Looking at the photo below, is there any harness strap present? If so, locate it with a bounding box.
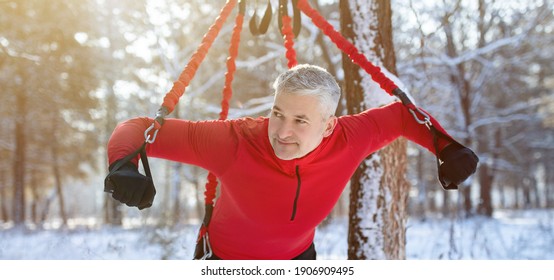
[431,126,462,190]
[278,0,301,37]
[291,0,302,37]
[104,141,153,192]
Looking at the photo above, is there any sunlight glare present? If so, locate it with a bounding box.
[74,32,89,44]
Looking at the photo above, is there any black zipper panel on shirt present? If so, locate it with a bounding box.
[290,165,301,221]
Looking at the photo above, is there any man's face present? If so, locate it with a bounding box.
[268,92,337,160]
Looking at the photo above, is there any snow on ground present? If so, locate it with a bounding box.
[1,209,553,260]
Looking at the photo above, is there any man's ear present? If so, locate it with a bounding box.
[323,116,338,138]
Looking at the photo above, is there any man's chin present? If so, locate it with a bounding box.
[275,151,297,161]
[271,142,297,160]
[273,147,299,161]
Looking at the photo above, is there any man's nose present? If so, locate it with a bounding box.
[277,121,294,139]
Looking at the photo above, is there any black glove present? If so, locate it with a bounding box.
[439,143,479,187]
[104,161,156,210]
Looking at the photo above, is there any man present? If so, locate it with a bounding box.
[106,64,478,259]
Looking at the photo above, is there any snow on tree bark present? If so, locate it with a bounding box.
[342,0,409,259]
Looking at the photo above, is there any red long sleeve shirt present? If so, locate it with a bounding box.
[107,101,451,259]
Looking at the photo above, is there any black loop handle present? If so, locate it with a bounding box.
[278,0,301,37]
[249,0,272,35]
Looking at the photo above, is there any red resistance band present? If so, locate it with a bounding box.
[282,15,298,69]
[296,0,399,96]
[161,0,238,116]
[203,9,245,207]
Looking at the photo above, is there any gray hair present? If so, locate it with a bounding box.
[272,64,341,117]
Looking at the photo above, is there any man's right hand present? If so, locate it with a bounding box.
[104,161,156,210]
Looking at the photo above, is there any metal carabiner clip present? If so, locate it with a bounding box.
[200,232,213,260]
[409,107,432,129]
[144,123,159,144]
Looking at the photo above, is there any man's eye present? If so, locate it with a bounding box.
[273,111,283,118]
[296,119,308,124]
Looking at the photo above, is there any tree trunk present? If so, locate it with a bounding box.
[48,108,68,226]
[12,88,26,225]
[342,0,409,260]
[462,187,472,217]
[171,162,183,225]
[546,162,553,208]
[30,172,39,224]
[1,169,9,222]
[499,180,506,209]
[0,169,10,222]
[514,181,520,209]
[52,141,68,226]
[477,164,493,216]
[40,189,56,224]
[415,151,427,218]
[477,127,500,217]
[531,171,542,208]
[103,89,123,225]
[442,191,450,217]
[522,177,533,208]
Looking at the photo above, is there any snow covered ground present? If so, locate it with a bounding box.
[1,209,553,260]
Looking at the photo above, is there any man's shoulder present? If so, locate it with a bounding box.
[229,116,268,136]
[336,102,402,125]
[235,116,267,125]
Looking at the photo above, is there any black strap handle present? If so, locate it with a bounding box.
[249,0,272,35]
[278,0,302,37]
[104,141,153,193]
[430,126,461,190]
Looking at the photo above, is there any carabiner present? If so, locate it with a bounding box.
[200,232,213,260]
[144,123,159,144]
[409,107,432,129]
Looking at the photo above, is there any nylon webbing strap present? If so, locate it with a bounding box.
[278,0,301,37]
[104,141,153,193]
[249,0,272,35]
[430,126,462,190]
